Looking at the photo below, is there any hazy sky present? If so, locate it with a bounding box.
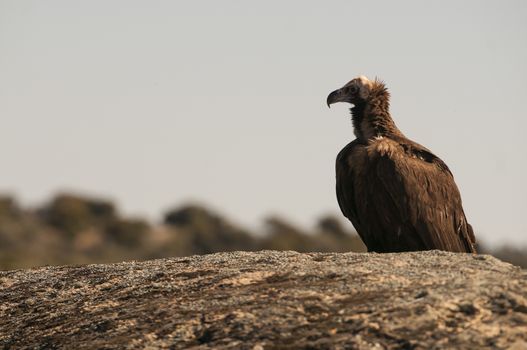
[1,1,526,246]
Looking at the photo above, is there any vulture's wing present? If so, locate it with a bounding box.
[373,142,476,253]
[336,140,367,244]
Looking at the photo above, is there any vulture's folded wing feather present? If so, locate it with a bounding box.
[336,140,363,237]
[374,148,476,253]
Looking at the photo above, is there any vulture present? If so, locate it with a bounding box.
[327,76,476,253]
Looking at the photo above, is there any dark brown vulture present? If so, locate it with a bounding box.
[327,76,476,253]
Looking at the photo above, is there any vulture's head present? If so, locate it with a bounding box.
[327,75,375,107]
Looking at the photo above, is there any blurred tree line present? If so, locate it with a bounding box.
[0,193,524,270]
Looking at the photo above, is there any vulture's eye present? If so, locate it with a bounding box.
[349,85,358,93]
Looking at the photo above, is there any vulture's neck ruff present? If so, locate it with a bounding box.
[351,82,402,142]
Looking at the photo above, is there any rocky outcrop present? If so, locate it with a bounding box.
[1,251,526,349]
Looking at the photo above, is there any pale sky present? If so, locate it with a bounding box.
[1,1,526,246]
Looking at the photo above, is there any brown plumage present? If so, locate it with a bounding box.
[327,76,476,253]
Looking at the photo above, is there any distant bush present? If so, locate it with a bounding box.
[104,218,150,248]
[0,196,21,219]
[164,205,257,254]
[479,244,527,269]
[40,194,116,235]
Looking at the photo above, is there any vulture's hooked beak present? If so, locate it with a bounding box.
[326,88,345,108]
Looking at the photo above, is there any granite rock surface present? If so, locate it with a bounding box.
[1,250,526,349]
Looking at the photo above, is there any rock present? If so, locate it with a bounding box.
[0,250,526,349]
